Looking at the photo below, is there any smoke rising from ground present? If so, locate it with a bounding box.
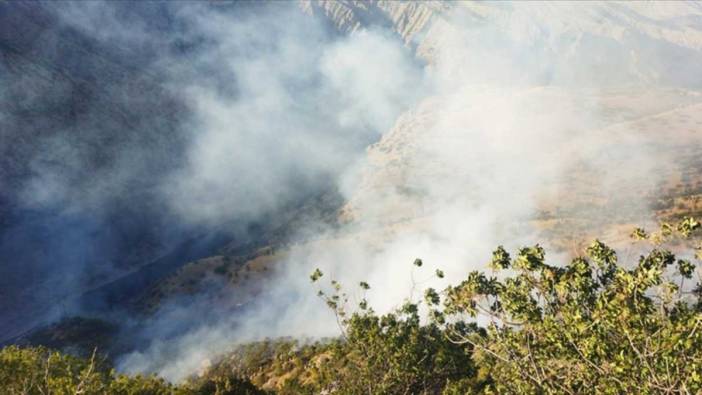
[118,2,702,382]
[161,7,424,226]
[0,1,421,342]
[3,0,702,383]
[47,1,423,227]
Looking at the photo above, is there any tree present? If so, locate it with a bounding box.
[0,345,173,394]
[313,217,702,394]
[311,275,484,394]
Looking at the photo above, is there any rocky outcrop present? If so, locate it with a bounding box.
[300,0,444,43]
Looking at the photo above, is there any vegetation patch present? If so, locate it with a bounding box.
[3,218,702,393]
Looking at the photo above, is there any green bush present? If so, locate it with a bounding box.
[0,345,172,394]
[310,217,702,394]
[0,345,263,394]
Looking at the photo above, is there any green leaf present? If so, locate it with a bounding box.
[310,268,323,282]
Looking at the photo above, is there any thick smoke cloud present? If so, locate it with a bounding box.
[0,0,421,341]
[161,4,424,226]
[3,0,702,384]
[0,1,194,340]
[108,3,427,378]
[117,2,702,382]
[1,0,423,362]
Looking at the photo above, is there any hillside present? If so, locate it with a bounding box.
[138,1,702,313]
[2,0,702,390]
[6,222,702,393]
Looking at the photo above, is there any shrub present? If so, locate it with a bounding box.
[312,217,702,394]
[0,345,172,394]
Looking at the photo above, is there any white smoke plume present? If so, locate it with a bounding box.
[34,1,702,382]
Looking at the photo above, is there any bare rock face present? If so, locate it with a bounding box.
[302,2,702,68]
[300,0,444,45]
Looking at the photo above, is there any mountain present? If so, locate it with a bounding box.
[314,1,702,235]
[3,0,702,382]
[83,4,702,362]
[145,0,702,331]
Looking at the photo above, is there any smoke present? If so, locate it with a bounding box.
[161,4,424,226]
[121,2,702,382]
[0,0,197,341]
[2,0,425,371]
[110,3,427,378]
[3,0,702,384]
[0,0,422,342]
